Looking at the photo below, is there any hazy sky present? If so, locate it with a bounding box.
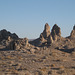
[0,0,75,39]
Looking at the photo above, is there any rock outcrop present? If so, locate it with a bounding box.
[47,35,53,44]
[70,25,75,38]
[0,23,74,50]
[39,23,53,45]
[8,38,29,50]
[51,24,61,37]
[30,23,62,46]
[0,29,19,50]
[40,23,50,39]
[0,29,31,50]
[51,30,57,41]
[39,23,61,46]
[0,29,18,42]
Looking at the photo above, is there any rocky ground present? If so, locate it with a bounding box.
[0,24,75,75]
[0,44,75,75]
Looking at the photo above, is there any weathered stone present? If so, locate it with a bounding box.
[0,29,18,42]
[11,33,18,39]
[39,23,51,45]
[47,35,53,44]
[14,42,20,50]
[30,48,35,54]
[7,37,29,50]
[52,30,57,41]
[70,25,75,37]
[35,47,40,50]
[73,25,75,30]
[7,36,11,41]
[40,23,50,39]
[24,38,28,46]
[70,30,75,37]
[40,34,45,42]
[51,24,61,37]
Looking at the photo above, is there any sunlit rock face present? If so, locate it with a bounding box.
[40,23,50,39]
[39,23,62,46]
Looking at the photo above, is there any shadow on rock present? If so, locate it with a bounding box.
[56,47,75,53]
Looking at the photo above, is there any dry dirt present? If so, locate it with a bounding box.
[0,38,75,75]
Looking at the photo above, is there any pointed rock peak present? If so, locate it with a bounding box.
[51,24,61,36]
[44,23,50,32]
[39,23,51,44]
[0,29,8,33]
[70,25,75,37]
[73,25,75,30]
[54,24,58,26]
[53,24,60,29]
[45,23,49,27]
[1,29,7,31]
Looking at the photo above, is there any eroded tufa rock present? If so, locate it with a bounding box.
[30,23,62,46]
[51,30,57,41]
[0,29,18,42]
[70,25,75,37]
[40,23,50,39]
[51,24,61,37]
[47,35,53,44]
[8,38,29,50]
[73,25,75,30]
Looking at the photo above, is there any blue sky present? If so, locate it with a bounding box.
[0,0,75,39]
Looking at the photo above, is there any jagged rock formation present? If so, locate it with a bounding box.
[51,24,61,37]
[0,29,18,42]
[0,29,19,50]
[39,23,61,46]
[30,23,62,46]
[39,23,53,45]
[70,25,75,38]
[51,30,57,41]
[40,23,50,39]
[9,38,29,50]
[47,35,53,44]
[0,24,75,50]
[51,24,61,42]
[0,29,31,50]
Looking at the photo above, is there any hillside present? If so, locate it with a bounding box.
[0,24,75,75]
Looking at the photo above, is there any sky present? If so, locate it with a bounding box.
[0,0,75,39]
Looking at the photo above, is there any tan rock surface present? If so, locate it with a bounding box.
[0,24,75,75]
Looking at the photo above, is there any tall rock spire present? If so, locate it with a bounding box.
[40,23,50,40]
[51,24,61,37]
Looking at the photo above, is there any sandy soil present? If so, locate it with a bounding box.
[0,39,75,75]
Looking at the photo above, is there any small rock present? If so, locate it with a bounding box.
[30,48,35,54]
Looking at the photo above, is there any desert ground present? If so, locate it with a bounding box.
[0,24,75,75]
